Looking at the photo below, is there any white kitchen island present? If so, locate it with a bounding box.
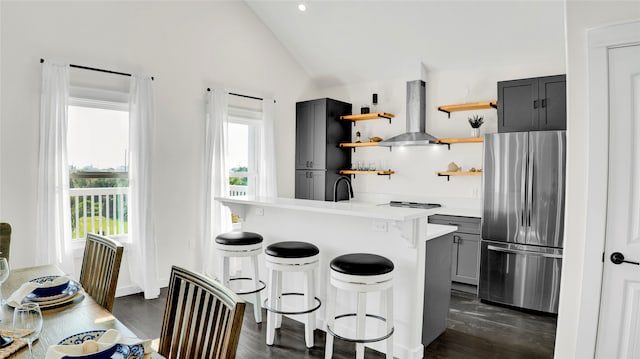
[216,196,456,359]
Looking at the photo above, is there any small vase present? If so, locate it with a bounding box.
[471,128,480,137]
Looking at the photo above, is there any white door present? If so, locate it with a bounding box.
[596,44,640,357]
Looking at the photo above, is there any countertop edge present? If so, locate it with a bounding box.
[216,196,441,221]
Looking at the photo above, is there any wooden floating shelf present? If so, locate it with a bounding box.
[436,137,484,144]
[339,142,380,148]
[340,112,395,123]
[437,101,497,118]
[339,169,395,179]
[436,171,482,181]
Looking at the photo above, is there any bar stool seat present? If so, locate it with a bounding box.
[325,253,395,359]
[215,231,263,246]
[265,241,320,258]
[265,241,321,348]
[215,231,265,323]
[330,253,394,276]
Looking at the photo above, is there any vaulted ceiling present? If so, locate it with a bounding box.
[246,1,566,86]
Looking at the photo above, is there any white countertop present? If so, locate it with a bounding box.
[215,196,442,221]
[216,195,481,220]
[425,223,458,240]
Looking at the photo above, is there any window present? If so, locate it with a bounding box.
[226,94,262,197]
[67,93,129,240]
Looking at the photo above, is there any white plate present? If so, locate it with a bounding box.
[58,330,145,359]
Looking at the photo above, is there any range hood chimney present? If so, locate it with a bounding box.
[379,80,438,146]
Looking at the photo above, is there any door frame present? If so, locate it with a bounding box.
[579,20,640,357]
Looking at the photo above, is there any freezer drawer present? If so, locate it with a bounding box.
[479,240,562,314]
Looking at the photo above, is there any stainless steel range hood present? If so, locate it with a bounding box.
[379,80,438,147]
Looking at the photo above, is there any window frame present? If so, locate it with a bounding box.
[67,89,131,245]
[226,100,262,197]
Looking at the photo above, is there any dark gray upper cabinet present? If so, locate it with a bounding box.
[295,98,352,201]
[497,75,566,133]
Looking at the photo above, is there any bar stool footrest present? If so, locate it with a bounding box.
[228,277,266,295]
[326,313,395,344]
[263,292,322,315]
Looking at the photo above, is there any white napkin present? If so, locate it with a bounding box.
[6,275,73,307]
[45,329,151,359]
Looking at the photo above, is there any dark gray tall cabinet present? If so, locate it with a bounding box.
[497,74,566,132]
[295,98,352,201]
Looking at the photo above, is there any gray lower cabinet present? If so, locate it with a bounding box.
[294,170,326,200]
[428,215,481,286]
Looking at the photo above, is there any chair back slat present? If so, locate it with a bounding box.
[79,233,124,312]
[159,266,245,359]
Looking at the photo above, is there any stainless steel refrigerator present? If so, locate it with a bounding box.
[479,131,565,314]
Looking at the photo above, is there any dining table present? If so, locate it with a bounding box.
[0,264,163,358]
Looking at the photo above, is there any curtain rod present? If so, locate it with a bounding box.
[40,58,154,81]
[207,87,263,101]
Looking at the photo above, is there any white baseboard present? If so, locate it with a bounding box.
[115,277,170,298]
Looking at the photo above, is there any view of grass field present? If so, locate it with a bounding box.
[72,217,128,240]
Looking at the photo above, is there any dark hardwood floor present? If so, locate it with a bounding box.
[113,288,556,358]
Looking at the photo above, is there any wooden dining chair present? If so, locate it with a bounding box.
[79,233,124,312]
[0,223,10,263]
[159,265,245,359]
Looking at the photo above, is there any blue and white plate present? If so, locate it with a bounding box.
[29,275,70,296]
[58,330,145,359]
[23,281,82,308]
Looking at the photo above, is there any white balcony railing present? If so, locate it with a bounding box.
[70,187,128,240]
[229,185,248,197]
[70,185,246,240]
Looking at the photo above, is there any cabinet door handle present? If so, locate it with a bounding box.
[453,235,460,244]
[541,99,547,108]
[310,161,313,168]
[306,161,310,168]
[533,99,539,109]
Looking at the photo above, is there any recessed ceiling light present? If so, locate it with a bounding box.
[298,3,306,12]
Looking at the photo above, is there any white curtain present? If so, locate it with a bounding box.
[36,63,74,276]
[202,89,231,276]
[257,98,278,197]
[128,76,159,299]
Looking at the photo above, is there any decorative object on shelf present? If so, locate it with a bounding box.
[372,93,378,112]
[447,162,462,172]
[355,131,361,143]
[369,136,382,142]
[469,167,482,172]
[360,105,370,114]
[468,114,484,137]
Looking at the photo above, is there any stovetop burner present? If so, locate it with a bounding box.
[389,201,441,209]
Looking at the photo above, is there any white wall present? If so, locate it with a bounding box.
[556,2,640,357]
[0,1,316,287]
[318,63,564,202]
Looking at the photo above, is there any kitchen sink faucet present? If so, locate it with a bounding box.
[333,175,354,202]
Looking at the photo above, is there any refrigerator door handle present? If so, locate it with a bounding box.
[521,149,528,227]
[528,152,534,227]
[487,245,563,259]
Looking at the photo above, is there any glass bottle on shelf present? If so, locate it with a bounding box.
[372,93,378,113]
